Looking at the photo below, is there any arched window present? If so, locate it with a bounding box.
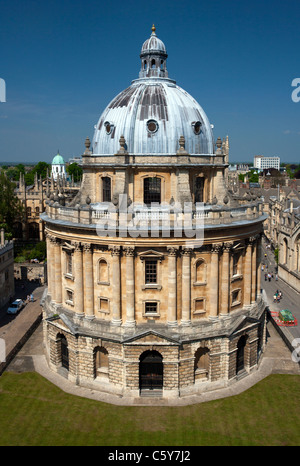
[98,259,109,284]
[94,346,108,378]
[144,177,161,206]
[102,177,111,202]
[151,59,156,69]
[195,259,207,284]
[28,222,39,239]
[144,60,147,70]
[283,238,288,264]
[194,347,209,381]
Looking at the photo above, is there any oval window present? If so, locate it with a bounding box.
[105,121,112,134]
[147,119,159,133]
[192,121,202,135]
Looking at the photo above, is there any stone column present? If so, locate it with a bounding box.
[54,238,62,304]
[210,244,221,319]
[73,242,84,316]
[181,247,192,325]
[256,234,262,297]
[46,233,53,297]
[83,243,94,319]
[244,239,253,307]
[110,245,122,325]
[220,242,232,315]
[124,246,135,327]
[167,247,178,326]
[251,237,257,303]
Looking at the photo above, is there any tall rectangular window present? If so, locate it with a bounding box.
[66,252,72,275]
[145,260,157,284]
[144,177,161,206]
[195,177,204,203]
[102,177,111,202]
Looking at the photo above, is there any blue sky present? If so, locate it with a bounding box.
[0,0,299,164]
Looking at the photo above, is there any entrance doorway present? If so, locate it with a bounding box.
[236,335,247,374]
[60,335,69,370]
[139,350,163,390]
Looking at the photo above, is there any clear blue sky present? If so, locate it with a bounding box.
[0,0,299,164]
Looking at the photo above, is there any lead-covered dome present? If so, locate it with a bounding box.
[92,27,214,156]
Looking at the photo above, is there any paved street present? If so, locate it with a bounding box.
[0,282,45,363]
[260,236,300,344]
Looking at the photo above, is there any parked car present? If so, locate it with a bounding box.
[279,309,295,323]
[7,299,24,315]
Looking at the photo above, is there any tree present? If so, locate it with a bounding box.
[67,162,83,182]
[0,172,24,235]
[25,161,51,185]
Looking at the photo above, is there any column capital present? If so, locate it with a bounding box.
[72,241,82,252]
[181,247,193,256]
[167,246,178,256]
[109,245,121,256]
[124,246,135,256]
[223,242,233,252]
[248,235,258,244]
[211,243,222,253]
[82,243,93,253]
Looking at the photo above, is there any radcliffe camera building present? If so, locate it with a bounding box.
[41,27,267,399]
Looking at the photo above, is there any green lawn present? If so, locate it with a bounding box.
[0,372,299,446]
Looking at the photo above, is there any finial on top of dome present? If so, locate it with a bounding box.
[151,24,156,35]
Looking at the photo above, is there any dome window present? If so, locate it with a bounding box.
[104,121,113,135]
[192,121,202,135]
[147,119,159,133]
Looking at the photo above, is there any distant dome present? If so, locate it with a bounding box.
[52,153,65,165]
[92,27,214,156]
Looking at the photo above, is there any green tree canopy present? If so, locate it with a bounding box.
[67,162,83,182]
[0,172,24,235]
[25,161,51,185]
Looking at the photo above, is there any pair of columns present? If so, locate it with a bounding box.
[109,245,193,327]
[46,236,95,318]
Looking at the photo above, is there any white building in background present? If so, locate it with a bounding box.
[51,152,66,180]
[254,155,280,171]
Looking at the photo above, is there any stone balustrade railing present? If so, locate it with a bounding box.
[43,199,263,229]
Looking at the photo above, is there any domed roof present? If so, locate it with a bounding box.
[52,152,65,165]
[141,24,167,55]
[92,28,214,156]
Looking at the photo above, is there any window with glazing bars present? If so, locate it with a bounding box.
[66,252,72,275]
[145,260,157,283]
[144,177,161,205]
[102,177,111,202]
[195,177,204,203]
[145,302,158,314]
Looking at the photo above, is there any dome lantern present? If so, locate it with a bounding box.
[139,25,168,79]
